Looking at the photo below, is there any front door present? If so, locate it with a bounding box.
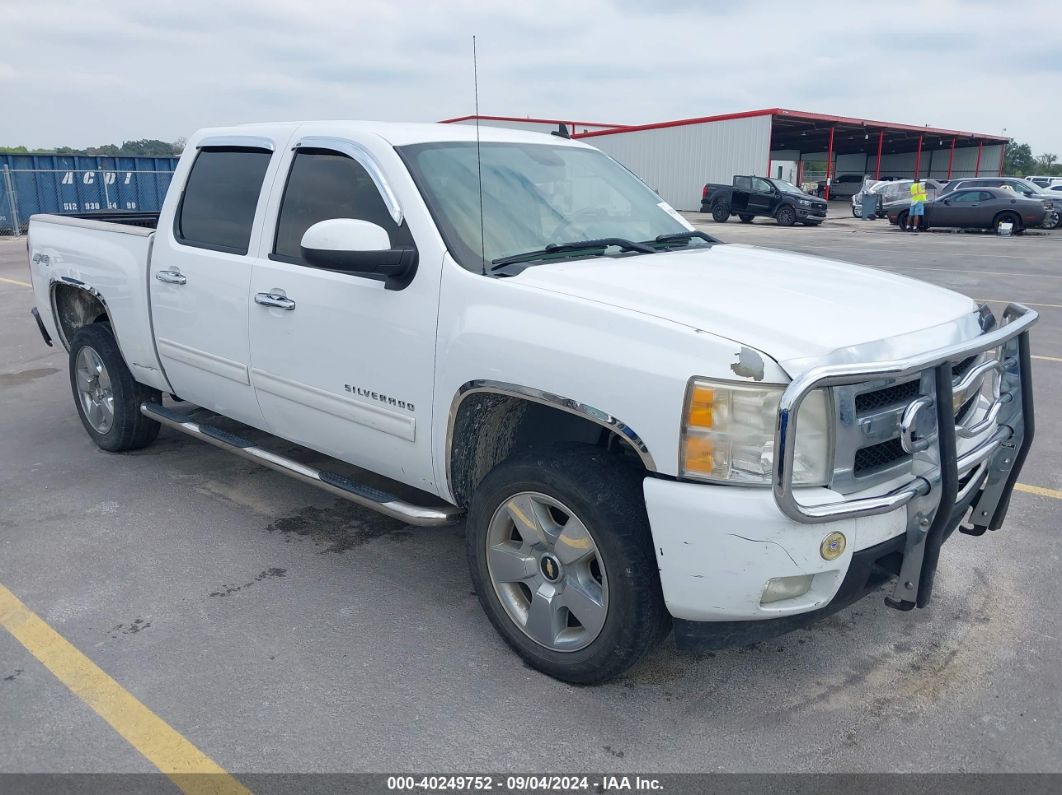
[247,138,442,492]
[932,189,978,227]
[748,177,775,214]
[150,140,279,426]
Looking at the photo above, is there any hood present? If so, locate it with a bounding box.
[515,244,976,367]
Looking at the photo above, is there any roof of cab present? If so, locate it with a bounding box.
[193,120,592,148]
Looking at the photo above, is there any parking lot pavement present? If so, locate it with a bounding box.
[2,225,1061,778]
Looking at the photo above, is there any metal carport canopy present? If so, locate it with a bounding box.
[767,108,1008,157]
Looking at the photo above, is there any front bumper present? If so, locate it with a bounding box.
[661,477,983,652]
[644,476,908,623]
[796,204,827,219]
[647,302,1036,644]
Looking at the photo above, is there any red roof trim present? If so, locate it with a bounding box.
[571,107,1008,143]
[573,108,779,138]
[438,114,630,129]
[771,108,1010,142]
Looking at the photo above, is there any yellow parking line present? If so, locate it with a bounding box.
[1015,483,1062,500]
[1032,354,1062,363]
[0,275,32,288]
[0,583,249,795]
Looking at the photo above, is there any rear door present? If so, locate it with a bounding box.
[150,139,279,426]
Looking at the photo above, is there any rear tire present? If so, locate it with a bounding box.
[993,211,1022,234]
[738,214,754,224]
[711,202,730,223]
[466,445,669,684]
[776,206,797,226]
[68,323,161,452]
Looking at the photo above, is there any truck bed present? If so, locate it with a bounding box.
[69,210,161,229]
[27,212,168,391]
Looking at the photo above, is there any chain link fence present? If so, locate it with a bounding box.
[1,166,175,236]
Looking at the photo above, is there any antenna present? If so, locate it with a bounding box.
[473,35,486,275]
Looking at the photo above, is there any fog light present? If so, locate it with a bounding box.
[760,574,814,605]
[820,531,846,561]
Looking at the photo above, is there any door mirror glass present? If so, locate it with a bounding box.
[300,219,418,290]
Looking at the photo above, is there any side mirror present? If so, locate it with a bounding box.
[300,219,418,290]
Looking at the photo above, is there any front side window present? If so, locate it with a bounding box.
[273,149,412,262]
[176,148,271,254]
[770,179,806,195]
[751,178,773,193]
[398,142,697,271]
[950,191,980,203]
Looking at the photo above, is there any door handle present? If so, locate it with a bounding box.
[155,270,186,285]
[255,292,295,310]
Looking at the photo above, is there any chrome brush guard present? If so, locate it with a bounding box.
[772,303,1037,609]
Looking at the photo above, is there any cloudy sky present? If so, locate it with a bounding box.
[3,0,1060,155]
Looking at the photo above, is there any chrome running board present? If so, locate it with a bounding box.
[141,402,463,527]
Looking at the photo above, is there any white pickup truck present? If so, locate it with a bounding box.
[27,121,1037,684]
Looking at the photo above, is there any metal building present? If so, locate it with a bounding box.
[444,109,1009,211]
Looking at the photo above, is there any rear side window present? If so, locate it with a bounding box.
[272,149,411,262]
[176,148,272,255]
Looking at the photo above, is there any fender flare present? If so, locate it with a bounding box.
[444,379,657,497]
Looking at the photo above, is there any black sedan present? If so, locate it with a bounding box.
[886,187,1046,233]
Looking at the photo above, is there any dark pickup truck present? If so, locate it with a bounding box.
[701,176,827,226]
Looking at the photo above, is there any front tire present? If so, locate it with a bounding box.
[776,206,797,226]
[68,323,161,452]
[467,445,669,684]
[738,214,754,224]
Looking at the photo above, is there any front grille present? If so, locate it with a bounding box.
[831,351,997,492]
[855,380,921,413]
[952,355,977,378]
[854,438,907,474]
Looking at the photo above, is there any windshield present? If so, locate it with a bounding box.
[398,142,697,271]
[769,179,806,195]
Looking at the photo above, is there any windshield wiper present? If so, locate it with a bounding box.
[646,231,720,248]
[490,237,656,271]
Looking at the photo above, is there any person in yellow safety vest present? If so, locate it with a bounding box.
[907,178,927,232]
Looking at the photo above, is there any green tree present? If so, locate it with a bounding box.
[1,139,183,157]
[1037,153,1057,172]
[1003,140,1036,175]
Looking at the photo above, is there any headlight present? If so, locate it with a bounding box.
[680,379,831,485]
[798,199,812,206]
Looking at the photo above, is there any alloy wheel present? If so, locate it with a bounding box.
[485,491,608,652]
[75,345,114,434]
